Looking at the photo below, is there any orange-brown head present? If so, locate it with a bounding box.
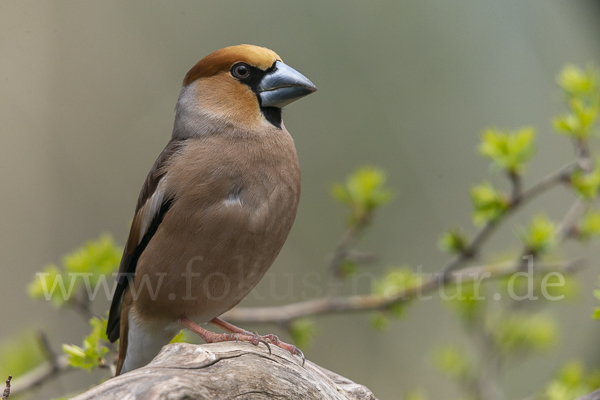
[173,44,316,138]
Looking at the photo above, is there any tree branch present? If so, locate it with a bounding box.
[442,160,575,275]
[70,342,377,400]
[8,356,70,396]
[223,260,583,324]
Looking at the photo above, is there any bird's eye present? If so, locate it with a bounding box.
[232,63,250,79]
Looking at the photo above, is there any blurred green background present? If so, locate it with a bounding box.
[2,1,600,399]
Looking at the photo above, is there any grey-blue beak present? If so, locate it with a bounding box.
[258,61,317,108]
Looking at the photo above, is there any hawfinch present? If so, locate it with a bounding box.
[106,44,316,375]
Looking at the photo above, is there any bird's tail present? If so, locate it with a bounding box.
[116,305,178,375]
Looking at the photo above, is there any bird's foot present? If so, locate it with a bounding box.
[208,317,305,366]
[178,317,270,352]
[253,332,305,366]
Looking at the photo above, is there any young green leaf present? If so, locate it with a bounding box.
[438,227,469,254]
[478,127,536,174]
[27,264,70,307]
[542,361,600,400]
[519,214,557,254]
[63,317,111,371]
[374,267,420,299]
[554,65,600,139]
[169,330,191,344]
[443,280,486,323]
[554,100,599,138]
[493,313,556,354]
[470,182,510,225]
[370,311,390,332]
[331,167,392,226]
[557,65,599,98]
[433,345,472,380]
[570,166,600,199]
[577,210,600,240]
[63,234,122,286]
[28,234,122,307]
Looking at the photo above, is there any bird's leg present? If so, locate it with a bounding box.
[209,317,305,366]
[178,317,270,352]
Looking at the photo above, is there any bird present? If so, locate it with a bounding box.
[106,44,316,376]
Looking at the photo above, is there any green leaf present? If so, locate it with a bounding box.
[439,227,469,254]
[331,167,392,226]
[544,274,579,301]
[388,302,405,318]
[169,330,190,344]
[370,311,390,332]
[577,210,600,240]
[27,264,71,307]
[570,166,600,199]
[63,234,122,286]
[554,64,600,139]
[433,345,472,380]
[340,260,359,278]
[374,267,420,299]
[470,182,510,225]
[443,280,486,323]
[542,361,600,400]
[63,317,110,371]
[554,100,599,138]
[557,65,599,98]
[493,313,556,353]
[478,127,536,174]
[28,234,122,307]
[519,214,557,254]
[289,318,317,350]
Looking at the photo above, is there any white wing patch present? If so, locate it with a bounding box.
[222,190,242,207]
[137,176,170,245]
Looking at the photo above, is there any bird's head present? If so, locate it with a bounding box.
[173,44,317,138]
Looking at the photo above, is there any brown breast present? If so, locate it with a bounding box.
[131,126,301,323]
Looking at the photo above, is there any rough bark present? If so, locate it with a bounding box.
[71,342,377,400]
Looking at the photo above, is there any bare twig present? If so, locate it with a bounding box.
[441,160,575,277]
[328,216,372,297]
[2,376,11,400]
[508,170,522,201]
[37,331,58,370]
[223,260,583,324]
[9,355,70,396]
[8,331,72,396]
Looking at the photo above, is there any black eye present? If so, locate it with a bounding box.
[232,63,250,79]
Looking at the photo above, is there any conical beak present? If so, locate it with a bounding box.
[258,61,317,108]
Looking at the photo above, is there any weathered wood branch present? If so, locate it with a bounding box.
[71,342,377,400]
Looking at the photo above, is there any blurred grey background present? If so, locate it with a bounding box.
[2,1,600,399]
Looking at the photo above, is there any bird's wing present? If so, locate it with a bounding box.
[107,138,186,342]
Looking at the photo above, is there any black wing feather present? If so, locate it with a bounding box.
[106,139,185,342]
